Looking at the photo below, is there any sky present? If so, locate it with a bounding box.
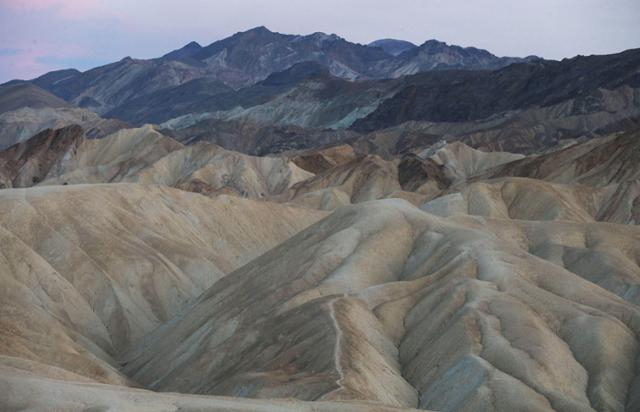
[0,0,639,83]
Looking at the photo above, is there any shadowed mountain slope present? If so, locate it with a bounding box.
[352,48,640,132]
[0,83,127,149]
[115,61,400,127]
[0,83,71,113]
[477,127,640,186]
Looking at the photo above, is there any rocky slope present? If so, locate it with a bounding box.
[477,128,640,186]
[0,82,72,113]
[159,115,358,155]
[0,82,127,149]
[120,61,401,127]
[347,85,640,157]
[0,368,416,412]
[0,125,181,188]
[8,124,639,213]
[352,48,640,132]
[153,49,640,156]
[0,184,324,381]
[120,198,640,410]
[0,125,317,201]
[390,39,531,76]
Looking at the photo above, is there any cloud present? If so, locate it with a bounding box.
[0,48,51,81]
[0,2,122,82]
[1,0,104,19]
[0,48,21,56]
[0,41,101,82]
[36,54,107,69]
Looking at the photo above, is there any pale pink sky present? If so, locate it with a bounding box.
[1,0,639,82]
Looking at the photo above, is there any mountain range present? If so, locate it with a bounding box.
[18,26,534,118]
[1,25,640,412]
[0,27,636,160]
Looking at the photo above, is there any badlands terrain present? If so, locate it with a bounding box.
[1,27,640,412]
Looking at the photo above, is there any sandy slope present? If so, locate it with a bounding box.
[2,125,640,411]
[0,184,324,384]
[119,199,640,411]
[0,365,419,412]
[1,125,314,198]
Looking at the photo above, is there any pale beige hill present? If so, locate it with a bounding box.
[394,141,524,202]
[288,144,358,174]
[459,215,640,305]
[9,125,313,198]
[278,141,522,209]
[121,199,640,411]
[2,125,640,412]
[0,125,86,188]
[0,106,127,149]
[22,128,417,207]
[131,142,314,197]
[2,126,527,207]
[0,366,418,412]
[38,125,183,184]
[422,178,640,303]
[0,184,324,384]
[477,127,640,187]
[273,155,424,210]
[422,177,640,225]
[419,141,524,184]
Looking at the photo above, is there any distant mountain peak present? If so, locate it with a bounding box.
[401,39,498,62]
[184,41,202,48]
[163,41,203,60]
[368,39,417,56]
[421,39,446,46]
[303,32,343,47]
[418,39,459,53]
[248,25,270,32]
[225,26,286,43]
[241,25,275,36]
[307,32,341,40]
